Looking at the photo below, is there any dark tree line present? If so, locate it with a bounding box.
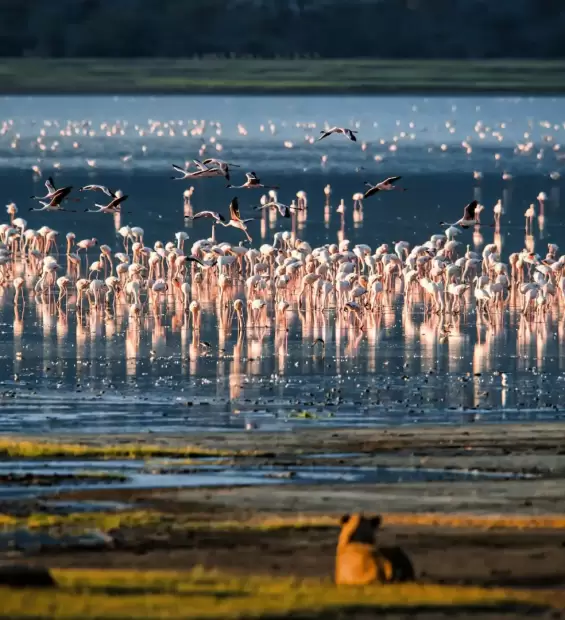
[1,0,565,58]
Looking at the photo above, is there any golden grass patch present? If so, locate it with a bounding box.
[0,568,562,619]
[384,513,565,530]
[0,511,334,533]
[1,510,565,535]
[0,438,267,460]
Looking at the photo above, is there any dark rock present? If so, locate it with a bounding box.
[0,565,56,588]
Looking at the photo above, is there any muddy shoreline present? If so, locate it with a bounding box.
[4,422,565,514]
[1,423,565,618]
[5,422,565,473]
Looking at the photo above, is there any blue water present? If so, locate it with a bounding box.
[0,94,563,434]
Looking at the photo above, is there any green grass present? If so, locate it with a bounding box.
[1,58,565,93]
[0,438,268,460]
[0,567,563,618]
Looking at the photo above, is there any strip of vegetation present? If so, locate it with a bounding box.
[0,511,332,532]
[1,58,565,94]
[0,439,269,460]
[0,510,163,531]
[1,510,564,534]
[0,567,562,618]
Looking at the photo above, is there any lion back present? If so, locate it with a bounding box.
[335,513,414,585]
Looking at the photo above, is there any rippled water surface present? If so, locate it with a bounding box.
[1,94,565,434]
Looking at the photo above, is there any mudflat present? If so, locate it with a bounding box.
[0,424,564,617]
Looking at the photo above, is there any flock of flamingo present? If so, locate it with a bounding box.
[0,121,562,359]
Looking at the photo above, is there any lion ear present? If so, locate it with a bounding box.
[370,515,382,529]
[340,514,351,526]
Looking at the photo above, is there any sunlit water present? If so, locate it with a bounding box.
[1,95,565,435]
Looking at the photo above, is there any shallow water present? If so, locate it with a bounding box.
[1,94,565,435]
[0,458,533,499]
[3,94,565,175]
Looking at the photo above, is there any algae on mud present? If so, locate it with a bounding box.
[0,567,563,619]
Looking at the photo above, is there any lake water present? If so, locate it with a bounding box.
[1,94,565,435]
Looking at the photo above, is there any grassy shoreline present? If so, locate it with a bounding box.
[1,58,565,94]
[3,568,562,619]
